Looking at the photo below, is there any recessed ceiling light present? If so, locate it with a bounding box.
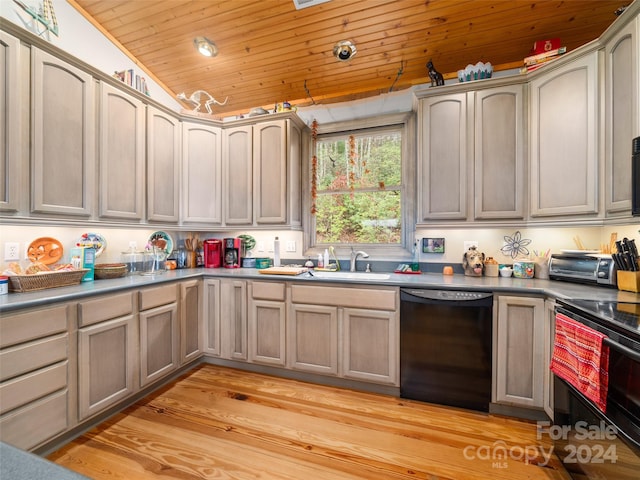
[193,37,218,57]
[333,40,357,62]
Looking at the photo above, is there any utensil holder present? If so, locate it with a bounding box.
[617,271,640,292]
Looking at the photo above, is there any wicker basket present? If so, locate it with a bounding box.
[94,263,127,280]
[8,269,89,293]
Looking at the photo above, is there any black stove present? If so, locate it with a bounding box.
[559,299,640,340]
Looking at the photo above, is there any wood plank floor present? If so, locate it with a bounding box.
[49,365,570,479]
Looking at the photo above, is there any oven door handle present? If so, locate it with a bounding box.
[603,337,640,362]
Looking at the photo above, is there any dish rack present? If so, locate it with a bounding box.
[7,269,89,293]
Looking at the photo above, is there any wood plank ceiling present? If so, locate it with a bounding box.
[69,0,627,118]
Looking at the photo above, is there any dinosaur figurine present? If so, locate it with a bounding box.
[177,90,229,114]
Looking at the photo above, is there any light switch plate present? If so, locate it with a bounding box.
[285,241,296,252]
[463,240,478,251]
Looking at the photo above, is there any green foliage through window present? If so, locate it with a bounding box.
[314,128,402,244]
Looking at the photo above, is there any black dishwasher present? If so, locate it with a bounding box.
[400,288,493,412]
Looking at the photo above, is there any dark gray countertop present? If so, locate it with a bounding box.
[0,442,90,480]
[2,267,639,313]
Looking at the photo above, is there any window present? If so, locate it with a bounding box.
[311,121,408,248]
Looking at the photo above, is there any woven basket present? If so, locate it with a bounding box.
[8,269,89,293]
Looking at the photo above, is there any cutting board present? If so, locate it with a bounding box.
[258,266,308,276]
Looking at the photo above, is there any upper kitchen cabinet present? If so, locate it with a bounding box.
[254,119,303,227]
[529,50,599,218]
[474,84,525,220]
[0,31,21,214]
[98,83,145,221]
[182,120,222,226]
[147,106,180,223]
[417,92,468,221]
[31,48,95,217]
[222,115,305,228]
[603,14,639,216]
[222,125,253,225]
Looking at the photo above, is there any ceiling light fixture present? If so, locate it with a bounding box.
[333,40,357,62]
[193,36,218,57]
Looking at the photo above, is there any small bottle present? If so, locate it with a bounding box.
[273,237,281,267]
[411,241,420,271]
[318,253,324,268]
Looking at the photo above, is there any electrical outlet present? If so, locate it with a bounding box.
[257,242,265,252]
[285,240,296,252]
[4,242,20,261]
[463,240,479,251]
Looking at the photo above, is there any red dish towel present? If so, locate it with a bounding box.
[550,312,610,412]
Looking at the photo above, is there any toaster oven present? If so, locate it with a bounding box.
[549,253,618,287]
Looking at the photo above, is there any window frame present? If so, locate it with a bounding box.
[302,112,416,259]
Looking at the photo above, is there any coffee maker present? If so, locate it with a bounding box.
[203,239,222,268]
[223,238,242,268]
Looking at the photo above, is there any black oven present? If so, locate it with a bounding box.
[551,300,640,479]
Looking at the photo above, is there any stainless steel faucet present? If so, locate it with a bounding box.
[350,249,369,272]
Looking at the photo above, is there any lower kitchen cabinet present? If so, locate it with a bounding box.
[180,279,203,364]
[288,303,339,375]
[493,295,545,409]
[248,281,286,366]
[139,285,179,387]
[342,308,398,385]
[0,304,73,450]
[220,279,248,360]
[289,284,399,383]
[77,292,136,420]
[203,278,221,356]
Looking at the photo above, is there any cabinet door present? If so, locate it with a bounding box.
[32,48,95,217]
[342,308,398,385]
[530,52,598,217]
[417,93,468,220]
[78,315,135,419]
[254,120,287,224]
[182,122,222,225]
[249,299,286,366]
[604,19,638,215]
[221,280,247,360]
[543,299,557,419]
[474,84,525,219]
[0,31,21,213]
[180,280,203,364]
[139,303,179,387]
[203,278,221,356]
[288,121,303,227]
[99,82,145,220]
[288,304,338,375]
[494,296,545,408]
[147,106,180,222]
[223,126,253,225]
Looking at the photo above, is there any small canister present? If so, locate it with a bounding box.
[484,257,499,277]
[0,275,8,295]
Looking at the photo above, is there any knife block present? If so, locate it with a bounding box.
[617,271,640,293]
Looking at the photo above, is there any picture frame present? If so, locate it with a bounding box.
[423,237,445,254]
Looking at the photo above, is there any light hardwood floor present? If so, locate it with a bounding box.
[49,364,570,479]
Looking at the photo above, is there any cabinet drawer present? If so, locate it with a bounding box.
[251,281,286,301]
[0,305,68,348]
[0,389,68,451]
[0,362,67,414]
[78,292,134,327]
[290,285,397,311]
[139,284,178,310]
[0,333,67,381]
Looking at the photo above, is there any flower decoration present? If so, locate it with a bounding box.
[501,230,532,259]
[310,119,318,215]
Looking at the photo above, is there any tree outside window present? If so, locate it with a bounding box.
[313,127,402,245]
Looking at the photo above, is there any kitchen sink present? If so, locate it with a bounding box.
[309,271,391,281]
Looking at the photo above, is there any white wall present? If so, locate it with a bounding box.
[0,0,181,110]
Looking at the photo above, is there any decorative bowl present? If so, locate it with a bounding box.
[499,267,513,278]
[94,263,127,279]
